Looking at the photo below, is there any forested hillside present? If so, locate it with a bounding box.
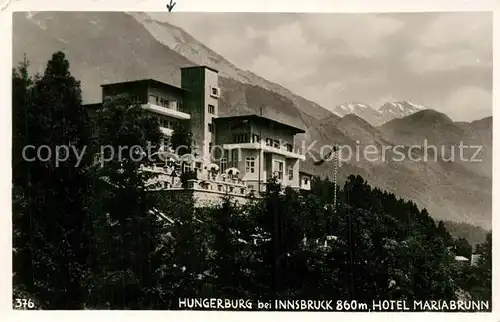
[12,52,491,310]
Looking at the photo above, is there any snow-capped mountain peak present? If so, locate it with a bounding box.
[379,101,426,114]
[330,100,428,126]
[376,101,427,124]
[337,102,372,113]
[331,102,383,125]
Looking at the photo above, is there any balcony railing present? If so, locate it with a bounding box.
[222,142,304,160]
[140,164,250,195]
[151,99,185,112]
[185,179,248,196]
[228,136,298,151]
[142,103,190,120]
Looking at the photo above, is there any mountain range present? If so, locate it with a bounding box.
[332,101,427,126]
[12,11,492,229]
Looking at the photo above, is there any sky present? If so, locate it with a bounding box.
[152,12,492,121]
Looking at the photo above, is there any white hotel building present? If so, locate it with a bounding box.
[88,65,312,204]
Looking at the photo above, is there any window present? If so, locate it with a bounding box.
[288,166,294,180]
[210,86,220,98]
[246,157,255,173]
[231,149,239,164]
[274,161,283,180]
[208,104,215,114]
[252,134,261,143]
[265,138,273,146]
[209,142,212,153]
[220,158,227,173]
[156,98,170,108]
[208,123,214,133]
[183,162,192,173]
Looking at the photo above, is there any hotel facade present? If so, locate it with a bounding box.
[90,65,312,204]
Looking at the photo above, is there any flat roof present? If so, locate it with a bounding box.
[101,79,187,93]
[214,114,306,134]
[181,65,219,73]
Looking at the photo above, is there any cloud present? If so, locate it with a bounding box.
[299,75,386,110]
[404,13,492,73]
[199,29,256,64]
[405,49,488,73]
[301,14,405,57]
[248,21,324,84]
[299,81,347,110]
[417,13,491,50]
[147,12,492,121]
[440,86,492,121]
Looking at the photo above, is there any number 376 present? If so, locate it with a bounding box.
[14,298,35,309]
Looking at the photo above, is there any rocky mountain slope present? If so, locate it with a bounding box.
[380,111,492,178]
[302,111,491,229]
[13,11,492,229]
[131,12,332,123]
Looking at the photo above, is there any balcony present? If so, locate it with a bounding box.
[145,169,249,196]
[222,142,305,160]
[185,178,248,196]
[142,103,190,120]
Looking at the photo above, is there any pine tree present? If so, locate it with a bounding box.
[453,238,473,258]
[12,52,94,309]
[468,232,492,302]
[12,58,34,306]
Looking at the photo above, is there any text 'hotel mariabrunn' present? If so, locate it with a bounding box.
[178,298,490,312]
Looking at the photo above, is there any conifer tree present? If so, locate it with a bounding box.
[468,232,492,302]
[12,52,94,309]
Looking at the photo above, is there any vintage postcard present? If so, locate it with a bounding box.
[2,0,497,320]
